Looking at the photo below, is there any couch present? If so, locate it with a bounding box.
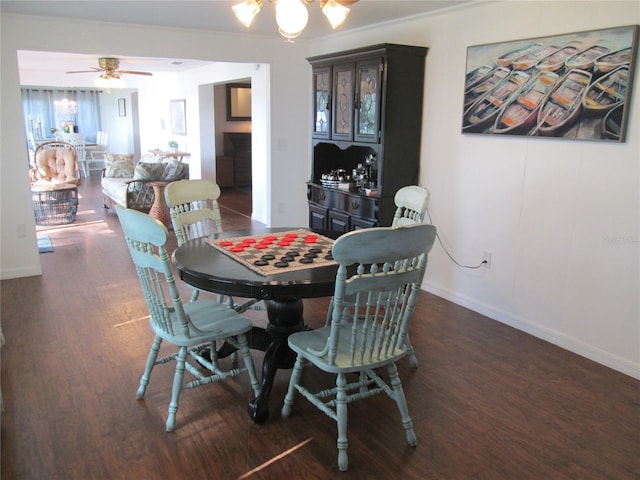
[101,153,189,212]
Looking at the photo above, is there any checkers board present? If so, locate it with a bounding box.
[206,229,336,276]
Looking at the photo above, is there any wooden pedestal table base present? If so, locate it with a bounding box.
[148,181,172,229]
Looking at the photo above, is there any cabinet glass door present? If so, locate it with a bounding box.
[332,63,355,141]
[355,58,381,143]
[312,66,331,139]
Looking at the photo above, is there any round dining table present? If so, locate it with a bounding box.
[172,227,341,423]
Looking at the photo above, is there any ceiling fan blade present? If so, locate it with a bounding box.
[117,70,153,76]
[66,68,102,74]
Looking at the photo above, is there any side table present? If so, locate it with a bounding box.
[148,181,172,229]
[31,183,78,226]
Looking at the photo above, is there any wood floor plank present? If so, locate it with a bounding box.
[1,174,638,479]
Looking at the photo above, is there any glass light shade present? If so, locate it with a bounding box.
[94,75,126,89]
[322,0,350,29]
[54,98,77,115]
[232,0,262,28]
[276,0,308,40]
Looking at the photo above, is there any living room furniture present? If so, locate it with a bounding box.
[116,206,261,432]
[101,154,189,213]
[281,223,437,471]
[172,227,342,424]
[306,44,428,232]
[30,141,81,186]
[216,132,251,187]
[32,183,79,226]
[61,132,87,177]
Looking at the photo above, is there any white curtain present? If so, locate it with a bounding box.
[21,88,102,143]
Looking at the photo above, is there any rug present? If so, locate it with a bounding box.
[37,236,54,253]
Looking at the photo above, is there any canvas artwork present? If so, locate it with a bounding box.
[462,25,639,142]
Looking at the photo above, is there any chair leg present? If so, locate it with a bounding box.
[386,363,417,447]
[405,334,419,369]
[237,333,261,398]
[166,345,187,432]
[336,373,349,471]
[189,288,200,302]
[281,355,306,418]
[137,336,162,399]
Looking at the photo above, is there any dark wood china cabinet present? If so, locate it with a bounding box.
[307,44,428,233]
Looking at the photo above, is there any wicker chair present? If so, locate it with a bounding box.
[30,141,81,186]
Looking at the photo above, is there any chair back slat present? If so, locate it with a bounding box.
[117,206,191,338]
[165,179,223,245]
[392,185,430,227]
[324,224,436,367]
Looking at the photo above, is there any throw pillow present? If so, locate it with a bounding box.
[133,162,166,180]
[104,154,134,178]
[161,162,188,181]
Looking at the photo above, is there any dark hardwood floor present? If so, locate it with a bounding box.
[1,175,638,479]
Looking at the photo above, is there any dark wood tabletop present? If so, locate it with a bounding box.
[172,227,340,301]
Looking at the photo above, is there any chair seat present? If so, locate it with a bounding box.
[155,299,254,347]
[288,325,408,374]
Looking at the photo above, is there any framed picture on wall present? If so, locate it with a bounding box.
[226,83,252,121]
[118,98,126,117]
[462,25,639,142]
[170,99,186,135]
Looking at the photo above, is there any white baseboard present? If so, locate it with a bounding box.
[1,265,42,280]
[423,281,640,380]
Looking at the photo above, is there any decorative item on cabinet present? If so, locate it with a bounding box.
[307,44,427,232]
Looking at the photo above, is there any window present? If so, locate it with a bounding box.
[21,88,102,143]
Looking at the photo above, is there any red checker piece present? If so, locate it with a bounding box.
[230,246,246,252]
[277,241,292,246]
[284,233,298,239]
[241,238,257,244]
[254,244,268,250]
[219,241,234,247]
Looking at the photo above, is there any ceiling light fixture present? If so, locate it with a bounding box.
[232,0,356,42]
[94,74,126,92]
[54,98,77,115]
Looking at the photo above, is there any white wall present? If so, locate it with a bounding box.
[2,2,638,379]
[311,0,640,379]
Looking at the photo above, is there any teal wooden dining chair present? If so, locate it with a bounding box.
[281,223,437,471]
[392,185,430,227]
[392,185,430,367]
[116,206,261,431]
[164,179,262,312]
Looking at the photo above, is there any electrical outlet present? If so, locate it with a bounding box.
[482,251,492,268]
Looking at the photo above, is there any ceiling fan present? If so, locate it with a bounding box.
[66,57,153,79]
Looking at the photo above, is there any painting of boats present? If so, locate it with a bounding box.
[535,44,582,72]
[463,70,530,132]
[602,104,624,141]
[583,66,628,113]
[465,64,494,91]
[565,45,610,70]
[535,69,592,136]
[594,47,632,73]
[494,72,559,135]
[462,25,638,142]
[463,66,510,108]
[512,45,560,70]
[496,43,542,67]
